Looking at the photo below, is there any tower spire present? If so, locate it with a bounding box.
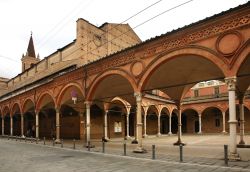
[27,32,36,58]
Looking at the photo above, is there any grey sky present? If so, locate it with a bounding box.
[0,0,248,78]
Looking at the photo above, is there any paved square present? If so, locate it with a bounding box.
[0,137,250,172]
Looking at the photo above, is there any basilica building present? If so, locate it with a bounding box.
[0,2,249,158]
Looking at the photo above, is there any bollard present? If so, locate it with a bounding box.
[179,144,183,162]
[224,145,228,166]
[123,143,127,156]
[52,138,55,146]
[73,139,76,149]
[88,141,90,151]
[152,145,156,160]
[61,139,63,148]
[102,140,105,153]
[43,137,46,145]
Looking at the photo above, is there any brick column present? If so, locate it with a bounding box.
[168,114,172,135]
[225,77,239,159]
[35,110,39,139]
[104,110,109,140]
[133,92,146,153]
[85,101,91,146]
[143,114,147,137]
[198,113,202,134]
[174,104,183,145]
[222,111,227,134]
[2,117,4,135]
[126,113,130,139]
[239,96,245,145]
[10,115,13,136]
[157,115,161,137]
[55,108,61,143]
[21,114,24,137]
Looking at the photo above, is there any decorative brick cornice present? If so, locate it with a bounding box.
[85,11,250,76]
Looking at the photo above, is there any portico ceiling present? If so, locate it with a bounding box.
[142,55,225,102]
[237,54,250,95]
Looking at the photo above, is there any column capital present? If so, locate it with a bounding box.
[84,101,92,107]
[225,76,237,91]
[55,108,60,113]
[175,101,182,110]
[134,92,142,102]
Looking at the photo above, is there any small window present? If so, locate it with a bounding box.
[215,118,220,127]
[214,86,219,95]
[194,89,199,97]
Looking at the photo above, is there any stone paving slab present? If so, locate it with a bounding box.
[1,137,250,172]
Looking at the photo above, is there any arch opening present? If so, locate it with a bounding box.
[202,107,223,133]
[182,109,199,133]
[58,85,85,140]
[146,105,158,135]
[37,94,56,139]
[141,54,225,102]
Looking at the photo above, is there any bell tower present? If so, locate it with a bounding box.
[21,33,40,72]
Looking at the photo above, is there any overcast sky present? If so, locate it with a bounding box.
[0,0,248,79]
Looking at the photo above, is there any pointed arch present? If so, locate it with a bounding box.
[111,97,131,115]
[182,107,200,115]
[21,98,35,114]
[36,91,56,111]
[201,106,223,115]
[160,106,171,116]
[56,82,84,107]
[2,105,10,116]
[11,102,22,116]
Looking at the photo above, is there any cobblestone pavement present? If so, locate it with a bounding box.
[1,136,250,172]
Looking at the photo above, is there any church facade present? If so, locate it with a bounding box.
[0,2,250,158]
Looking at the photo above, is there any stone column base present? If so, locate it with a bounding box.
[173,140,185,146]
[168,132,172,135]
[143,134,148,138]
[125,136,131,140]
[131,139,138,144]
[133,146,147,153]
[222,131,228,134]
[102,137,110,142]
[229,153,241,160]
[238,140,245,145]
[84,143,95,148]
[157,133,161,137]
[197,132,202,135]
[55,139,61,144]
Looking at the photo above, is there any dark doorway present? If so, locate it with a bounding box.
[13,114,21,136]
[4,115,10,135]
[182,114,187,133]
[171,113,178,134]
[195,120,199,133]
[160,115,169,134]
[129,107,135,136]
